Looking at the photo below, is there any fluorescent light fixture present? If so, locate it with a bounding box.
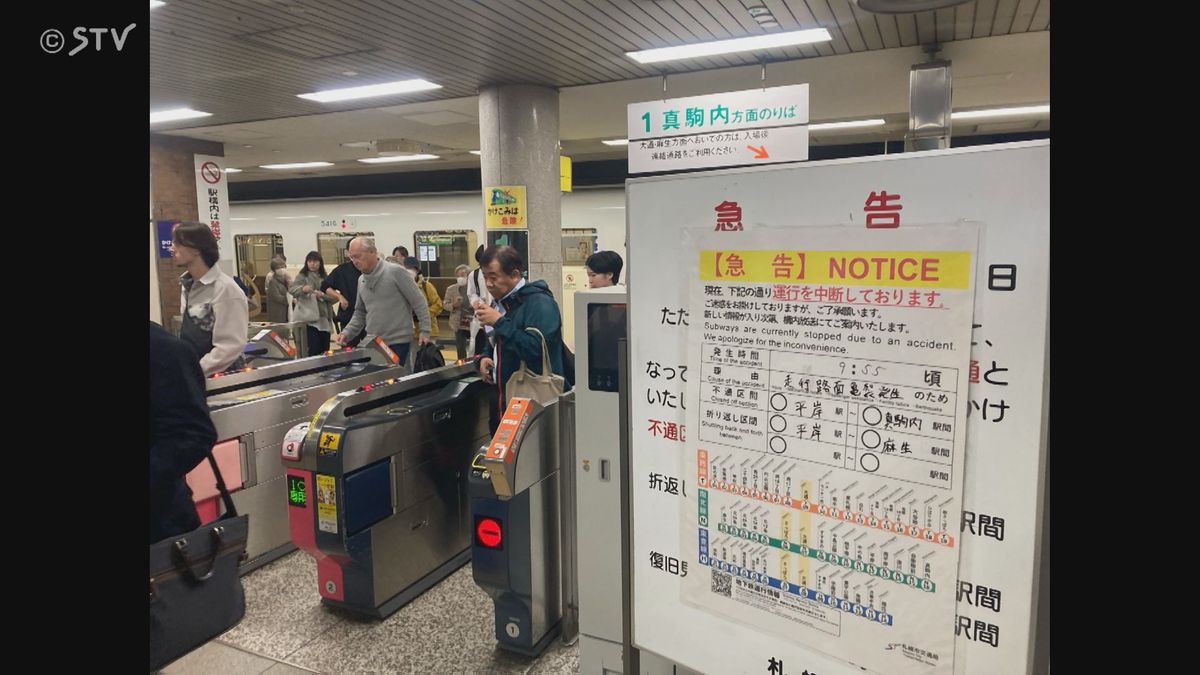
[150,108,211,124]
[297,78,442,103]
[627,28,832,64]
[150,1,166,8]
[809,119,887,131]
[469,150,481,155]
[259,162,334,170]
[357,154,439,164]
[952,104,1049,120]
[223,168,243,173]
[602,139,629,146]
[419,211,469,215]
[592,206,626,210]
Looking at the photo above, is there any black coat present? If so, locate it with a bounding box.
[149,322,217,544]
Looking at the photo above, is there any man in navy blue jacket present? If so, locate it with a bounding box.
[149,321,218,544]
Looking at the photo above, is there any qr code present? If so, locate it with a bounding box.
[711,570,732,597]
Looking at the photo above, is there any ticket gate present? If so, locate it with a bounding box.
[244,326,299,363]
[195,340,407,572]
[285,361,490,618]
[470,396,565,657]
[247,321,308,360]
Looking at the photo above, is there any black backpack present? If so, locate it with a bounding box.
[413,342,446,373]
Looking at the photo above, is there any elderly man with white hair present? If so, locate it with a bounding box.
[334,236,431,365]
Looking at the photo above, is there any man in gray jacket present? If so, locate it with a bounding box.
[334,236,431,364]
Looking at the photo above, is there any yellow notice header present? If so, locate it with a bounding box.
[698,250,971,289]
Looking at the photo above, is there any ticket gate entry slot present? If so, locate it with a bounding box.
[245,327,296,363]
[470,396,563,657]
[247,321,306,361]
[196,343,410,573]
[285,361,489,618]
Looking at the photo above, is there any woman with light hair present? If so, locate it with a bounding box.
[442,264,473,360]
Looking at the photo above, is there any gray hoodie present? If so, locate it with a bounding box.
[341,259,431,345]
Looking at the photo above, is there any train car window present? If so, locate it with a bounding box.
[318,231,375,266]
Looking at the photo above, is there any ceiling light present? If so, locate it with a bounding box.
[602,139,629,146]
[469,150,481,155]
[150,108,211,124]
[223,168,243,173]
[150,1,166,8]
[627,28,831,64]
[357,154,439,164]
[259,162,334,170]
[298,78,442,103]
[951,105,1050,120]
[809,119,887,131]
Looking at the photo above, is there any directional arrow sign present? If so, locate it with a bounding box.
[628,124,809,173]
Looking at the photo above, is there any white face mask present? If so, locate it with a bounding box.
[457,276,467,286]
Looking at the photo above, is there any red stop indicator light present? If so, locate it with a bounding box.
[476,516,503,549]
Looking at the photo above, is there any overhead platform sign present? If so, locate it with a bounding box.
[627,84,809,174]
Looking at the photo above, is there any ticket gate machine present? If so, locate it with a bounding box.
[470,396,564,657]
[197,340,407,572]
[285,361,490,618]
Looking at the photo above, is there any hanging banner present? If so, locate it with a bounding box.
[193,154,233,267]
[681,225,978,674]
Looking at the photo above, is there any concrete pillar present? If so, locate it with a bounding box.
[478,84,563,306]
[149,133,224,328]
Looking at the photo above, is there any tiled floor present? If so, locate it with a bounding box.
[163,551,578,674]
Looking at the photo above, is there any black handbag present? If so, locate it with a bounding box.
[413,341,446,373]
[149,450,249,671]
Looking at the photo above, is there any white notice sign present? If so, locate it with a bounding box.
[628,143,1050,675]
[681,225,979,674]
[627,84,810,173]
